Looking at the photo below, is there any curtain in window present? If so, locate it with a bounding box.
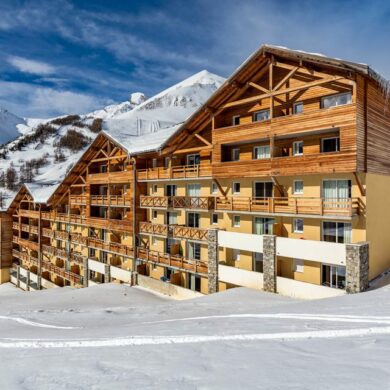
[254,217,274,235]
[187,184,201,197]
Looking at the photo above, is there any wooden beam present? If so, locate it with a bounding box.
[173,145,212,155]
[221,76,344,109]
[353,172,366,196]
[247,82,269,94]
[194,133,212,147]
[213,179,227,197]
[90,155,128,163]
[271,176,285,197]
[273,66,299,91]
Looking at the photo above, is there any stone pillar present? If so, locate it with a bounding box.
[263,235,277,293]
[16,265,20,288]
[346,242,369,293]
[207,228,219,294]
[83,258,89,288]
[104,264,111,284]
[26,270,30,291]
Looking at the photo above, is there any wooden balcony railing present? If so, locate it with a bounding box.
[41,259,82,284]
[137,164,212,181]
[12,222,19,230]
[19,209,40,219]
[42,228,69,241]
[69,195,87,205]
[88,237,133,257]
[13,236,39,251]
[139,222,168,236]
[87,170,131,184]
[172,196,215,210]
[172,226,208,241]
[214,197,359,217]
[140,196,169,208]
[71,233,88,246]
[136,247,208,275]
[90,195,132,207]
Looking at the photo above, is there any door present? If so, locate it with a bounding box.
[254,182,273,198]
[187,183,201,196]
[187,242,201,260]
[322,264,346,289]
[188,212,200,228]
[166,211,177,225]
[187,154,200,165]
[254,217,274,235]
[188,274,201,292]
[166,185,177,196]
[322,180,351,208]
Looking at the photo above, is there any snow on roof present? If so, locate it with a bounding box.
[25,182,59,203]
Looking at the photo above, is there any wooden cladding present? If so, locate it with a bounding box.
[215,196,359,217]
[90,195,132,207]
[136,247,208,275]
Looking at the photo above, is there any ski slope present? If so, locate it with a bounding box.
[0,283,389,389]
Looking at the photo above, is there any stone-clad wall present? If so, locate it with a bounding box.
[346,243,369,293]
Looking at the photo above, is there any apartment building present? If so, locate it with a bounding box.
[4,45,390,295]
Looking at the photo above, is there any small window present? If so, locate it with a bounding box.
[233,215,241,227]
[211,182,218,194]
[231,148,240,161]
[152,210,158,220]
[293,102,304,114]
[100,165,108,173]
[211,213,218,225]
[293,259,304,273]
[232,249,240,261]
[321,137,340,153]
[164,157,170,168]
[152,158,157,168]
[152,236,157,246]
[152,184,158,194]
[233,182,241,194]
[253,145,270,160]
[293,141,303,156]
[253,109,270,122]
[293,180,303,195]
[293,218,304,233]
[321,92,352,109]
[232,115,240,126]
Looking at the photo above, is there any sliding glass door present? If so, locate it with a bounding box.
[322,264,346,289]
[322,179,351,208]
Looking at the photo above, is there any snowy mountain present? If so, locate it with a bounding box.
[0,108,26,144]
[0,70,225,208]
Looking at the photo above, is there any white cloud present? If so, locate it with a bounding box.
[0,80,107,118]
[8,56,56,76]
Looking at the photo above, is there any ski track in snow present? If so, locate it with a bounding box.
[0,315,78,329]
[1,313,390,349]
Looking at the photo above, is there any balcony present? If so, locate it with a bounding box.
[139,222,208,241]
[90,195,132,207]
[42,244,85,263]
[87,170,131,184]
[136,247,208,275]
[69,195,87,205]
[140,196,169,209]
[13,236,39,251]
[42,228,69,240]
[137,164,212,181]
[41,258,82,284]
[215,197,359,217]
[88,237,133,257]
[19,209,40,219]
[12,222,39,234]
[88,217,133,233]
[140,196,215,210]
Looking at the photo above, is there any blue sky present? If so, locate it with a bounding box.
[1,0,390,118]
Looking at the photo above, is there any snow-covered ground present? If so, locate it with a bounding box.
[0,282,389,389]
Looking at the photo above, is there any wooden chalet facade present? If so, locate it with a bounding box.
[3,45,390,295]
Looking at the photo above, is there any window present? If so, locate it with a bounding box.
[187,154,200,165]
[253,252,263,272]
[233,215,241,227]
[293,180,303,195]
[233,182,241,194]
[322,221,352,244]
[211,213,218,225]
[152,210,158,220]
[253,109,270,122]
[187,183,201,197]
[88,248,96,258]
[167,212,177,225]
[254,217,274,235]
[321,92,352,109]
[165,184,177,196]
[232,249,240,261]
[152,236,157,246]
[188,242,201,260]
[231,148,240,161]
[321,137,340,153]
[232,115,240,126]
[152,184,158,194]
[293,259,304,273]
[293,102,303,114]
[152,158,157,168]
[293,218,304,233]
[152,262,157,271]
[211,182,218,194]
[253,145,270,160]
[164,157,170,168]
[100,165,108,173]
[293,141,303,156]
[322,264,346,289]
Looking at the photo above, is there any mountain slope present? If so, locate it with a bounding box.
[0,108,26,144]
[0,70,225,209]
